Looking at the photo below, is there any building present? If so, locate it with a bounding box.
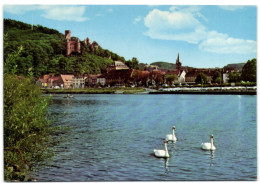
[106,61,129,72]
[176,52,182,71]
[65,30,81,56]
[223,72,229,83]
[185,69,216,84]
[85,74,103,87]
[37,74,60,88]
[37,74,50,88]
[59,74,74,88]
[178,70,186,84]
[144,64,159,72]
[163,53,184,84]
[72,76,86,88]
[97,75,106,86]
[105,69,134,86]
[148,70,165,86]
[131,70,150,86]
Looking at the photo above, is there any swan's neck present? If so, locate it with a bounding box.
[210,138,214,148]
[164,143,169,156]
[172,130,175,136]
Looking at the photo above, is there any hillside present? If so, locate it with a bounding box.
[223,63,245,69]
[150,61,246,71]
[4,19,128,77]
[150,61,176,70]
[149,61,192,70]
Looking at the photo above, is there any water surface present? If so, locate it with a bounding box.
[31,94,257,181]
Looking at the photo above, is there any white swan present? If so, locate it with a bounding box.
[166,126,177,142]
[154,140,169,158]
[201,134,216,151]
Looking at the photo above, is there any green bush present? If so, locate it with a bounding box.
[4,74,52,181]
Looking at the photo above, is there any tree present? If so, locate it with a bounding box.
[4,45,23,75]
[4,43,55,180]
[165,75,178,85]
[195,72,207,85]
[4,19,133,77]
[130,57,139,69]
[125,57,139,69]
[241,58,256,82]
[150,70,163,86]
[212,71,222,84]
[228,71,240,83]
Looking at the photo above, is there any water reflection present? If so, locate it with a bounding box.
[210,151,215,166]
[52,98,74,105]
[164,158,169,174]
[210,150,214,159]
[168,142,177,152]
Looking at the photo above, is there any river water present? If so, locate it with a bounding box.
[31,94,257,181]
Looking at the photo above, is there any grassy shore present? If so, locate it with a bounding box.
[41,87,146,94]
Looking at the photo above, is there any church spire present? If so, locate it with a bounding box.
[176,52,182,71]
[176,52,180,63]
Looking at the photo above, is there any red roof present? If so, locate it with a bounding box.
[166,70,180,75]
[60,75,74,82]
[105,69,133,80]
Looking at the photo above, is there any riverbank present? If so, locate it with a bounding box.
[41,87,146,94]
[41,87,257,95]
[149,90,256,95]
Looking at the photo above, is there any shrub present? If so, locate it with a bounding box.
[4,74,52,181]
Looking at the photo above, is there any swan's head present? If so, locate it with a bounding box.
[164,140,168,144]
[172,126,176,130]
[210,134,214,139]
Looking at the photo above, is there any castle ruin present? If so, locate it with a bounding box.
[65,30,81,56]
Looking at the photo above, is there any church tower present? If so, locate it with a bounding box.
[176,52,182,71]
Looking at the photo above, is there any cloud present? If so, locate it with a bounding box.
[133,16,142,24]
[199,31,256,54]
[4,5,36,15]
[196,12,208,22]
[107,8,113,12]
[218,5,245,11]
[144,8,203,31]
[144,6,256,54]
[40,6,89,22]
[145,26,207,44]
[4,5,89,22]
[144,8,207,44]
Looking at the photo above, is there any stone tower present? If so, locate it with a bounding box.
[76,39,81,53]
[65,30,71,40]
[65,30,81,56]
[66,39,71,56]
[176,52,182,71]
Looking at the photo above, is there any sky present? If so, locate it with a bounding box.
[2,1,258,68]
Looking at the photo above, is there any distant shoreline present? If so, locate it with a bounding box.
[41,88,256,95]
[41,88,146,94]
[149,90,256,95]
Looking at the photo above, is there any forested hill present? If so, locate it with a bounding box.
[150,61,176,70]
[223,63,245,69]
[4,19,128,77]
[150,61,191,70]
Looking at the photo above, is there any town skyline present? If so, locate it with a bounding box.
[3,3,257,68]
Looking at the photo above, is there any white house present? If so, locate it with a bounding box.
[178,70,186,84]
[72,76,86,88]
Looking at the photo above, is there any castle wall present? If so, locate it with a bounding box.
[65,30,81,56]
